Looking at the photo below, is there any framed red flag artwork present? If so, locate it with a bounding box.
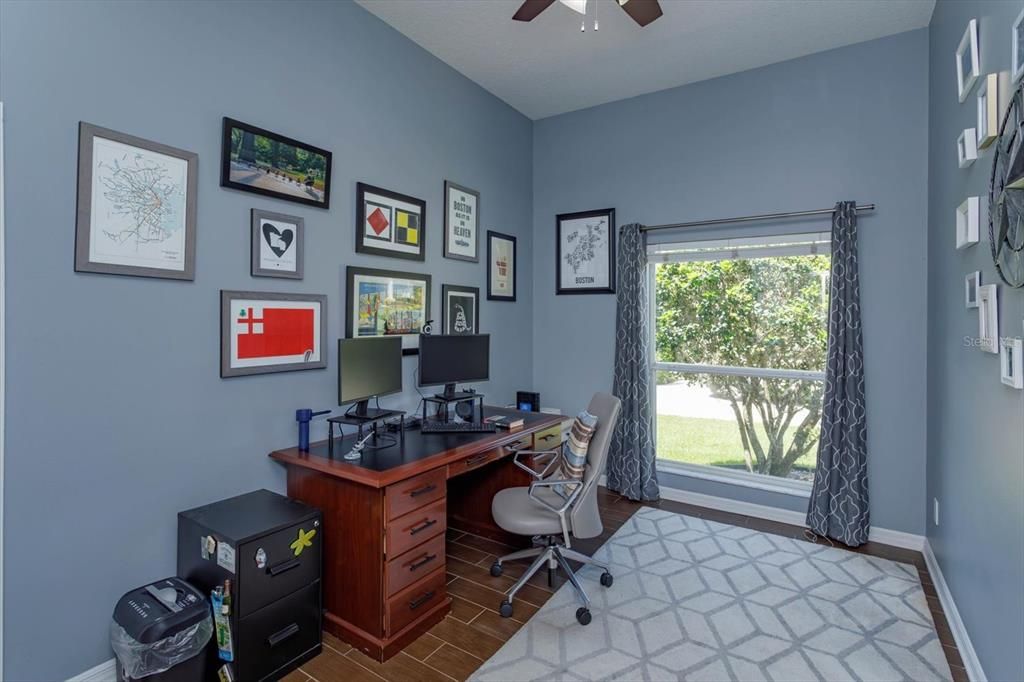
[220,290,328,377]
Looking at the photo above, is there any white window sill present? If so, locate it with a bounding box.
[656,460,812,498]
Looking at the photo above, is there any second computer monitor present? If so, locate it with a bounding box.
[339,336,403,417]
[418,334,489,398]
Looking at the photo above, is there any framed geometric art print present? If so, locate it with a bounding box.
[355,182,426,261]
[220,290,327,377]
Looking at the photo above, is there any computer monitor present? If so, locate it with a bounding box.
[418,334,490,398]
[338,337,403,418]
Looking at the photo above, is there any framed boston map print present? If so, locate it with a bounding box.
[75,122,198,280]
[444,180,479,262]
[556,208,615,294]
[355,182,426,261]
[487,231,516,301]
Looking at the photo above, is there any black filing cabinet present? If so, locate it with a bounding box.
[178,489,322,681]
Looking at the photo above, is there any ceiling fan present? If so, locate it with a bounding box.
[513,0,663,28]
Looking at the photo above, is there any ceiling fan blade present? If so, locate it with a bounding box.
[512,0,557,21]
[619,0,663,27]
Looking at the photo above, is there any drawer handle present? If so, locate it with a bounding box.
[409,483,437,498]
[409,590,436,610]
[540,434,557,442]
[509,440,530,451]
[267,623,300,648]
[409,518,438,536]
[409,553,437,571]
[465,454,489,467]
[268,558,301,577]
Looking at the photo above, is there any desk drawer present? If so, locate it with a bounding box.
[386,532,445,597]
[447,448,503,478]
[386,498,446,559]
[533,424,563,452]
[386,567,446,635]
[385,468,446,521]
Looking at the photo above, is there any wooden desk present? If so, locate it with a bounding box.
[269,408,563,661]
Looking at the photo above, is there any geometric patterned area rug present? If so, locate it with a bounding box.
[472,507,951,681]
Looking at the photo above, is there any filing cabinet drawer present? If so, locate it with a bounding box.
[533,424,563,452]
[386,532,445,597]
[386,567,446,635]
[385,467,446,521]
[238,520,321,618]
[237,581,321,682]
[386,498,446,559]
[447,447,503,478]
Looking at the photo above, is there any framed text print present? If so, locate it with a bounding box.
[355,182,426,261]
[220,291,327,377]
[556,208,616,294]
[251,209,303,279]
[75,122,198,280]
[487,231,517,301]
[346,266,432,355]
[441,284,480,335]
[443,180,479,262]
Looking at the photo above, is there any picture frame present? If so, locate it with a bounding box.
[441,284,480,335]
[355,182,426,261]
[345,266,431,355]
[250,209,303,279]
[75,122,198,280]
[556,208,616,295]
[965,271,981,308]
[1000,336,1023,389]
[958,128,978,168]
[444,180,480,262]
[487,231,517,301]
[977,74,999,150]
[977,284,999,354]
[220,290,327,378]
[956,19,980,102]
[220,117,332,209]
[956,196,985,249]
[1013,8,1024,83]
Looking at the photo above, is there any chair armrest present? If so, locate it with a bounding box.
[512,449,560,480]
[528,479,582,514]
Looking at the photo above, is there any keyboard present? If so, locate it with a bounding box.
[421,420,497,434]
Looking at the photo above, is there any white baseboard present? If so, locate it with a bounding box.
[601,476,925,551]
[924,539,986,682]
[67,658,116,682]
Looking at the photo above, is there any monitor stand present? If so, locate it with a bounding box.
[346,399,390,420]
[433,384,475,401]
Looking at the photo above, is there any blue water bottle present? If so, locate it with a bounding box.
[296,408,330,451]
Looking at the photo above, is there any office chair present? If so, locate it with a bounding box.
[489,392,622,625]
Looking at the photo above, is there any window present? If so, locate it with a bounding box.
[648,233,830,492]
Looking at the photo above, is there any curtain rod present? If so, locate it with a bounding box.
[640,204,876,233]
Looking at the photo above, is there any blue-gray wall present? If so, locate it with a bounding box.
[0,1,533,679]
[926,2,1024,681]
[531,30,931,533]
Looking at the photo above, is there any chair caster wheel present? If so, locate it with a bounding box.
[600,572,614,587]
[576,607,592,625]
[499,600,514,618]
[490,562,503,577]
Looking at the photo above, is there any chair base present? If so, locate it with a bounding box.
[491,537,612,625]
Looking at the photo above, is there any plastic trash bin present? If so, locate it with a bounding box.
[111,577,212,681]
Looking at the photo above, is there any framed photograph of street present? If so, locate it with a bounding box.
[346,266,431,354]
[220,290,327,378]
[75,122,198,280]
[441,284,480,335]
[251,209,303,279]
[220,117,332,209]
[556,208,616,294]
[355,182,425,261]
[487,231,517,302]
[444,180,479,262]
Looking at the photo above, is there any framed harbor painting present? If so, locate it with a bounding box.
[556,208,616,294]
[346,266,431,354]
[355,182,426,261]
[220,290,327,377]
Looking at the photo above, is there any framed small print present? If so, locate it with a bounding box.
[487,231,517,301]
[355,182,425,261]
[251,209,303,279]
[75,122,197,280]
[956,19,980,102]
[1013,8,1024,82]
[346,266,431,354]
[220,118,331,209]
[444,181,480,262]
[965,271,981,308]
[957,128,978,168]
[977,74,998,150]
[1001,336,1023,389]
[556,208,616,294]
[977,284,999,354]
[221,290,327,377]
[441,284,480,335]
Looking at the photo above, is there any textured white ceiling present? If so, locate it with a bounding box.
[356,0,935,120]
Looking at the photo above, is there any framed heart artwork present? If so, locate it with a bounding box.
[251,208,304,279]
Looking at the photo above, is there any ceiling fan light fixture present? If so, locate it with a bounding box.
[558,0,588,15]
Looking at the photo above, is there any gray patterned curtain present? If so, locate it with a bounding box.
[608,223,660,501]
[807,201,869,546]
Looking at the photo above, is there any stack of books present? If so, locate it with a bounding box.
[484,415,525,430]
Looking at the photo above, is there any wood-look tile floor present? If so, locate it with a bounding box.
[285,488,967,682]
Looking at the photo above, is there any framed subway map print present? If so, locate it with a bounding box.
[75,122,198,280]
[355,182,426,261]
[221,290,327,377]
[556,208,616,294]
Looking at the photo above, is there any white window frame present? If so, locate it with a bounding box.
[647,231,830,497]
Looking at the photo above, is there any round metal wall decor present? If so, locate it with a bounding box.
[989,80,1024,287]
